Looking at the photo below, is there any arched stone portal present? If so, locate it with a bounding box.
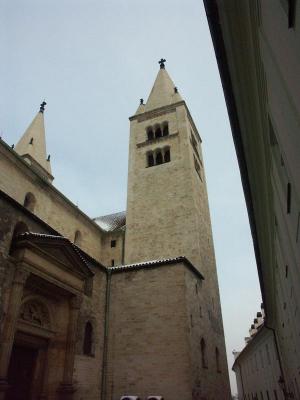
[0,233,93,400]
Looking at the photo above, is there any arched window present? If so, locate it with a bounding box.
[147,128,154,141]
[155,126,162,138]
[146,147,171,168]
[162,123,169,136]
[83,321,93,356]
[164,148,170,163]
[156,151,163,165]
[74,230,82,246]
[148,153,154,167]
[9,222,29,255]
[215,347,221,372]
[23,192,36,212]
[201,338,208,368]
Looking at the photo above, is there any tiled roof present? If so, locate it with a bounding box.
[16,232,203,280]
[93,211,126,232]
[16,232,97,272]
[110,256,204,280]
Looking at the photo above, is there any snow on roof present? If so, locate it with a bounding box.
[93,211,126,232]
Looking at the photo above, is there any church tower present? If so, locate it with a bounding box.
[126,60,217,282]
[123,60,231,398]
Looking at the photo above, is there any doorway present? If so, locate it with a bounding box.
[6,344,38,400]
[6,332,49,400]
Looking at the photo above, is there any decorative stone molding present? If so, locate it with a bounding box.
[69,295,82,310]
[136,132,178,148]
[19,300,50,329]
[13,268,29,286]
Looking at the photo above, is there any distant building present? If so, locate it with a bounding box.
[233,305,283,399]
[204,0,300,397]
[0,63,231,399]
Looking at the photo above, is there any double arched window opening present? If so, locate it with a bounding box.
[147,147,170,168]
[147,122,169,141]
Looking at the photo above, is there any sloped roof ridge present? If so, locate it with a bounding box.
[93,210,126,232]
[17,232,94,271]
[110,256,204,280]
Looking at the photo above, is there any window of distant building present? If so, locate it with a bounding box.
[111,240,116,248]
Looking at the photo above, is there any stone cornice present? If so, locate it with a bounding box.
[109,256,205,280]
[129,101,202,143]
[136,132,179,148]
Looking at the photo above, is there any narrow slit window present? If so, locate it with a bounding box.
[23,192,36,212]
[287,183,291,214]
[148,153,154,167]
[147,128,154,141]
[111,240,116,248]
[164,149,170,163]
[74,230,82,245]
[83,321,93,356]
[215,347,221,373]
[155,127,162,138]
[200,338,208,368]
[162,123,169,136]
[156,151,163,165]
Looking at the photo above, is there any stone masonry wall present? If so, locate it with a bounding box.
[0,194,106,400]
[106,263,193,400]
[0,142,104,261]
[184,269,231,400]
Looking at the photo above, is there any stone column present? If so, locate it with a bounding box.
[0,268,29,399]
[57,295,82,400]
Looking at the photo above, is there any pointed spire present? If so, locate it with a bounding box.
[143,59,182,112]
[15,102,53,182]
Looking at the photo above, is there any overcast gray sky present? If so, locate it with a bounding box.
[0,0,262,393]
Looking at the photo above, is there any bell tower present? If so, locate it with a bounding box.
[125,60,214,279]
[124,60,231,398]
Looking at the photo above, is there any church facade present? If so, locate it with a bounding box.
[0,62,230,400]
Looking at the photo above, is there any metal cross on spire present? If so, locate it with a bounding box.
[39,101,47,113]
[158,58,166,69]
